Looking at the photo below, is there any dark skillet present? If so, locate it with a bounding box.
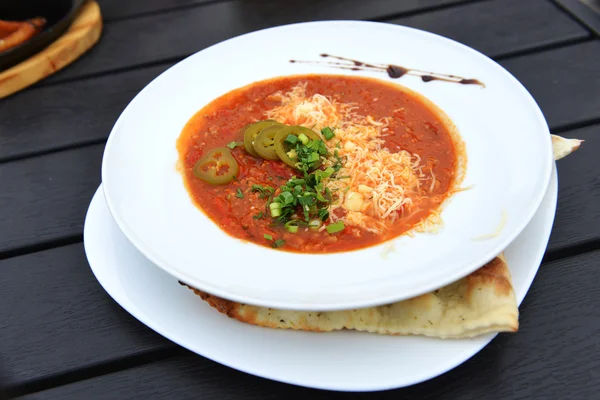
[0,0,85,72]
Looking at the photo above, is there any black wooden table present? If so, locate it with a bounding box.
[2,0,599,398]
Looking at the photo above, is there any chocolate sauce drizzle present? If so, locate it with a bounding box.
[289,54,484,87]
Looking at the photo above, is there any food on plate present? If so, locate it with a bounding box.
[183,255,517,339]
[0,17,46,53]
[551,134,583,161]
[177,75,465,252]
[180,136,580,339]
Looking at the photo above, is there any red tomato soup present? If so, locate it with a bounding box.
[177,75,460,253]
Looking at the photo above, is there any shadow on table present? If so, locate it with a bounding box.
[0,360,8,400]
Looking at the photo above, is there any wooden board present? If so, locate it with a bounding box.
[10,250,600,399]
[0,1,102,99]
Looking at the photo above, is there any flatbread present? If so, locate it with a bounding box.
[184,255,517,339]
[181,135,581,338]
[551,134,583,161]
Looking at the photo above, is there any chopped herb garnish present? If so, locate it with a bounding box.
[285,220,299,233]
[285,134,298,145]
[246,126,349,236]
[251,184,275,199]
[321,127,335,140]
[263,234,273,241]
[226,141,239,149]
[272,239,285,248]
[326,221,345,234]
[318,208,329,221]
[236,188,244,198]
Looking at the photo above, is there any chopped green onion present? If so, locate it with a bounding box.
[285,220,299,233]
[316,190,327,202]
[289,178,305,186]
[306,152,319,163]
[321,127,335,140]
[279,191,294,205]
[318,208,329,221]
[235,188,244,198]
[315,167,334,181]
[309,219,322,231]
[263,234,273,241]
[286,149,298,159]
[326,221,345,234]
[272,239,285,248]
[226,141,239,149]
[298,133,309,145]
[285,134,298,145]
[269,202,282,217]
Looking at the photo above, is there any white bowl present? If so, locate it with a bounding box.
[102,21,552,310]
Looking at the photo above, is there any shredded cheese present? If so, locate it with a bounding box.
[265,83,434,234]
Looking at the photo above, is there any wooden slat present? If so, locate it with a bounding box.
[97,0,468,22]
[252,0,473,25]
[39,0,587,85]
[389,0,589,57]
[550,124,600,252]
[499,41,600,129]
[0,145,103,254]
[0,65,171,163]
[40,1,269,85]
[97,0,221,21]
[0,244,171,388]
[19,250,600,399]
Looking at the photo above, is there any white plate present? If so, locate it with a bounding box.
[101,21,553,310]
[83,165,556,392]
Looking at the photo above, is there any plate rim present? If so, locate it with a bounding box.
[100,20,554,311]
[83,164,557,391]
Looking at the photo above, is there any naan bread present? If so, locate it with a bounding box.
[184,255,517,339]
[182,135,581,338]
[551,134,583,161]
